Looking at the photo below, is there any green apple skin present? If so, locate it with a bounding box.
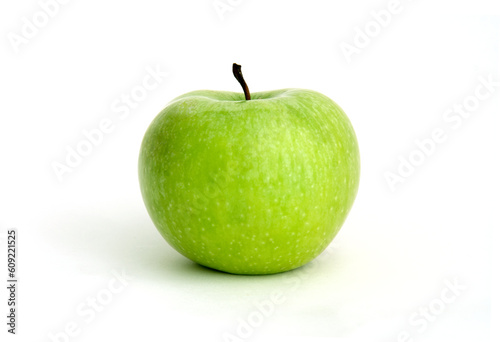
[139,89,360,275]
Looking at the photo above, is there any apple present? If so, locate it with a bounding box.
[138,64,360,274]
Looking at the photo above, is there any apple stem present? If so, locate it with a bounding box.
[232,63,251,101]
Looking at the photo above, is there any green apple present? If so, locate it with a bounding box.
[138,64,360,275]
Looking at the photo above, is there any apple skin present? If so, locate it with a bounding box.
[138,88,360,275]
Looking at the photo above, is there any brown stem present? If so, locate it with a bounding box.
[232,63,251,100]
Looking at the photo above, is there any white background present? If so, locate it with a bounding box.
[1,0,499,341]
